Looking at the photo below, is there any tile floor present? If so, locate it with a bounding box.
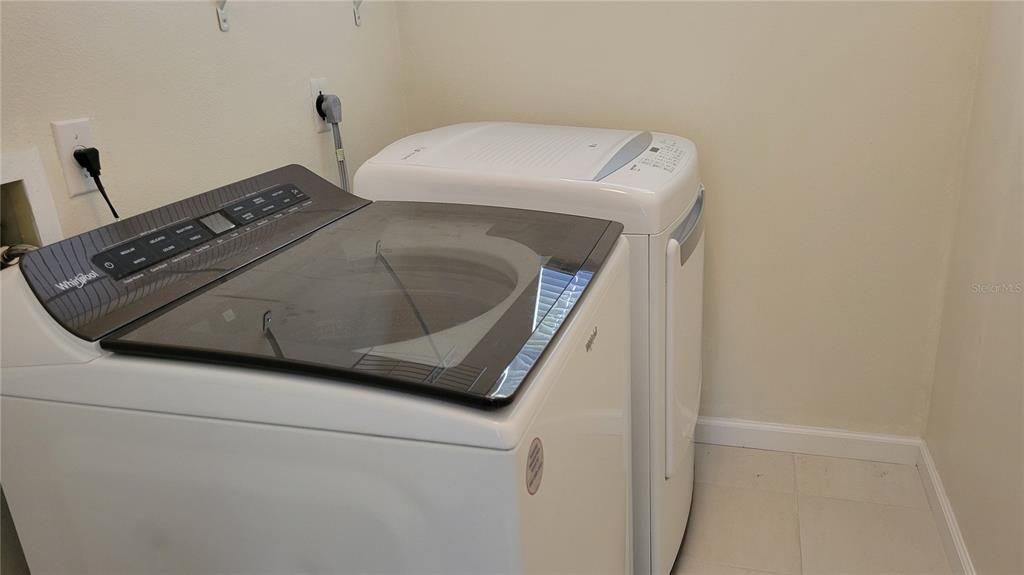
[673,444,952,575]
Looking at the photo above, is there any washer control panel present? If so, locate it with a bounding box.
[221,186,308,226]
[92,220,214,280]
[18,165,368,341]
[91,186,309,280]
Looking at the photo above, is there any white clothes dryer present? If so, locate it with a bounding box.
[357,122,705,575]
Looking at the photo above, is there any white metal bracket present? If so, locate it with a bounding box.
[216,0,230,32]
[353,0,364,27]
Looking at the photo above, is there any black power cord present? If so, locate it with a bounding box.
[73,147,119,220]
[314,91,349,192]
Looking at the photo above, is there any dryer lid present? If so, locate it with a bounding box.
[102,201,621,407]
[356,122,703,236]
[393,122,644,180]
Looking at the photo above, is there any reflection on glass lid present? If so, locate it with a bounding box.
[105,201,620,406]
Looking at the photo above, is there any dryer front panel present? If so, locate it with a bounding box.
[653,186,705,574]
[664,189,705,481]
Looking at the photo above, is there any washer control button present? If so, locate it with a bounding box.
[110,242,156,275]
[92,251,125,278]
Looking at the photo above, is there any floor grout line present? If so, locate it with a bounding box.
[796,492,933,511]
[692,479,796,495]
[697,558,796,575]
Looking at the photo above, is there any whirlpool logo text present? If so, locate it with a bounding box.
[54,271,99,291]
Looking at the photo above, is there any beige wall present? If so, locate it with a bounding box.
[925,4,1023,574]
[0,2,994,437]
[1,1,408,237]
[397,2,988,435]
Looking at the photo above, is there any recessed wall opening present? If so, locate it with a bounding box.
[1,179,42,248]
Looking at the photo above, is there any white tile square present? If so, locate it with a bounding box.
[696,444,796,493]
[795,455,929,509]
[798,495,951,575]
[679,483,802,575]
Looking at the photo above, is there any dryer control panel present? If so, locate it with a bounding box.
[18,165,368,341]
[635,137,689,173]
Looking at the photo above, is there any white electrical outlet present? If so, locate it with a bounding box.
[310,78,330,133]
[51,118,99,197]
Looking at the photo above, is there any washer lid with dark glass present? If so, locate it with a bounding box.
[102,201,622,407]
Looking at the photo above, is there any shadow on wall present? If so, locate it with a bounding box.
[1,488,30,575]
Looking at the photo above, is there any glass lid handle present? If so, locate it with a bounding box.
[263,309,285,359]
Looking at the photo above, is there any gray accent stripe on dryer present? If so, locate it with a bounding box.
[670,185,705,266]
[594,131,653,181]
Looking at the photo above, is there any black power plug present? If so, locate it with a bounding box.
[73,147,119,220]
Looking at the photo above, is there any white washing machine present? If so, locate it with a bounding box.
[356,122,705,575]
[0,165,632,574]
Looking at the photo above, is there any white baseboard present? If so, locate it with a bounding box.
[695,416,921,464]
[694,416,974,575]
[916,443,975,575]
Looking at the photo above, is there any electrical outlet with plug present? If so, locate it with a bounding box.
[51,118,99,197]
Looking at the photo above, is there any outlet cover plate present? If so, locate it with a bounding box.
[310,78,329,133]
[51,118,99,197]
